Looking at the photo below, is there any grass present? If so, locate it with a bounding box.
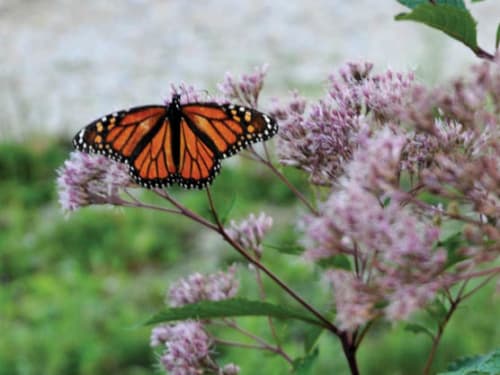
[0,139,498,375]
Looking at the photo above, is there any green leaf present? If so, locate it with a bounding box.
[146,298,323,326]
[218,194,237,225]
[395,3,478,53]
[496,22,500,49]
[382,196,392,207]
[436,232,467,269]
[317,254,352,270]
[438,349,500,375]
[405,323,434,340]
[417,191,450,206]
[304,325,324,353]
[397,0,466,9]
[266,242,304,256]
[293,348,320,375]
[425,298,448,321]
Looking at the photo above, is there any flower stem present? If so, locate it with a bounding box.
[205,188,339,334]
[253,263,282,348]
[219,319,294,364]
[422,297,459,375]
[251,150,318,214]
[340,332,360,375]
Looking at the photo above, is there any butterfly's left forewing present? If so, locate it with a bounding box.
[73,105,179,188]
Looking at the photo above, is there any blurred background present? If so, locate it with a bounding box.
[1,1,499,374]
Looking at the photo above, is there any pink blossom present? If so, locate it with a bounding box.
[226,212,273,257]
[166,83,205,105]
[151,321,212,375]
[218,65,268,108]
[220,363,241,375]
[168,266,239,307]
[274,62,415,186]
[304,127,445,329]
[56,151,132,211]
[325,270,377,331]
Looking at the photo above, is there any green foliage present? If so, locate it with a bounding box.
[303,325,324,353]
[316,254,352,271]
[292,348,319,374]
[404,323,435,340]
[0,139,69,208]
[2,139,499,375]
[439,349,500,375]
[397,0,466,9]
[0,139,308,375]
[395,2,480,54]
[438,232,468,269]
[147,298,323,326]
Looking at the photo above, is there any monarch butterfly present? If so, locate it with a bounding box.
[72,94,278,189]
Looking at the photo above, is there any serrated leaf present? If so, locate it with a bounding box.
[146,298,324,326]
[438,349,500,375]
[317,254,352,270]
[395,3,478,52]
[397,0,466,9]
[496,23,500,49]
[405,323,435,340]
[293,348,319,375]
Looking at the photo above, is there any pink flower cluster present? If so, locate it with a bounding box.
[304,129,446,329]
[152,268,241,374]
[289,58,500,330]
[151,321,240,374]
[56,151,132,211]
[151,321,211,372]
[274,62,415,185]
[168,265,239,307]
[218,65,268,108]
[226,212,273,257]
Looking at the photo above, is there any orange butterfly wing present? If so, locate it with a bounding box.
[175,103,278,188]
[176,117,220,188]
[181,103,277,157]
[73,98,278,189]
[73,106,179,187]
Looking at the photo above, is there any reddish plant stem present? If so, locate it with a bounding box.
[253,264,282,349]
[448,266,500,285]
[422,294,460,375]
[424,272,498,374]
[219,319,294,364]
[474,47,495,61]
[214,338,293,364]
[250,150,318,215]
[145,187,363,372]
[340,332,360,375]
[205,188,339,335]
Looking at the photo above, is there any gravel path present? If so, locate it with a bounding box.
[1,0,498,139]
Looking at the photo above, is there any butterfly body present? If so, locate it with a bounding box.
[73,95,278,189]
